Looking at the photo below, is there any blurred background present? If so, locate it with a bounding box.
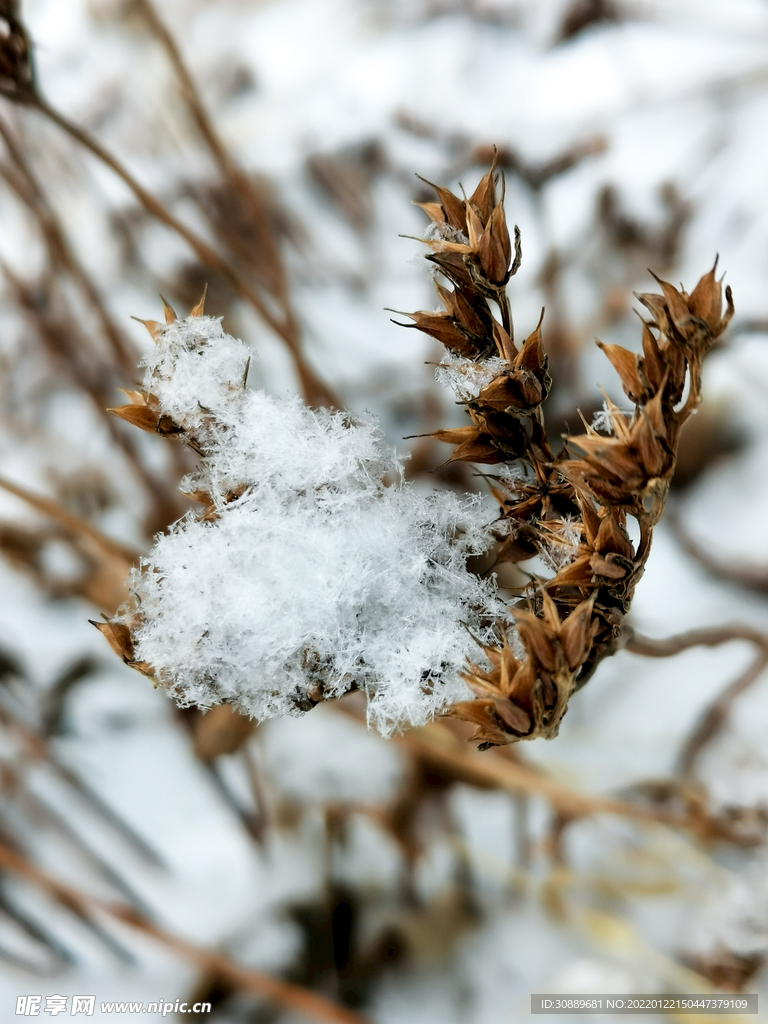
[1,0,768,1020]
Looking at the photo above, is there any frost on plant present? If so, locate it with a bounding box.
[100,309,503,735]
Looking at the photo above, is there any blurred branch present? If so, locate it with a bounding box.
[0,474,139,565]
[669,509,768,595]
[134,0,312,368]
[19,91,336,407]
[395,724,669,819]
[0,836,136,964]
[323,711,754,847]
[625,625,768,775]
[625,624,768,659]
[0,260,186,536]
[0,707,167,869]
[0,114,136,372]
[133,0,241,184]
[0,841,374,1024]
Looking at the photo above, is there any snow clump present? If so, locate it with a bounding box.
[127,316,504,735]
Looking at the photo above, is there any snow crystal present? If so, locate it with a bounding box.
[590,400,635,434]
[538,516,582,572]
[128,317,504,734]
[435,352,509,402]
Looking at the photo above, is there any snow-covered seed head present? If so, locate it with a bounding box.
[96,298,504,736]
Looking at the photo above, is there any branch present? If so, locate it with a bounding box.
[388,721,700,830]
[669,509,768,596]
[625,624,768,658]
[626,625,768,775]
[26,95,337,408]
[0,474,139,566]
[0,841,372,1024]
[0,113,136,372]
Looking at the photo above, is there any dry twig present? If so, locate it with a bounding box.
[0,4,336,407]
[669,508,768,595]
[0,841,372,1024]
[625,625,768,775]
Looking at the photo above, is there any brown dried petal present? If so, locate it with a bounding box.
[635,291,669,332]
[426,250,474,291]
[594,511,634,559]
[432,425,504,463]
[446,700,511,746]
[639,322,665,393]
[566,434,645,484]
[476,372,541,412]
[597,341,644,401]
[418,177,466,232]
[642,387,667,439]
[546,554,595,588]
[448,435,505,464]
[575,490,602,547]
[513,608,558,673]
[108,404,161,433]
[629,414,667,477]
[651,274,692,333]
[515,321,545,374]
[400,311,479,356]
[489,204,511,282]
[558,597,597,671]
[464,675,504,700]
[493,321,517,361]
[476,207,511,286]
[688,263,723,325]
[447,284,495,341]
[589,553,629,580]
[431,425,483,445]
[493,697,532,735]
[414,201,446,224]
[90,619,134,662]
[468,166,497,223]
[465,203,485,250]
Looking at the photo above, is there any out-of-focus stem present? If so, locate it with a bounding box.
[0,115,136,372]
[0,841,374,1024]
[626,625,768,774]
[30,95,337,408]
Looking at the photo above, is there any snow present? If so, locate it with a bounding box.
[129,315,502,732]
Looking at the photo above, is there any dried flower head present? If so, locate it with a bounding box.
[96,166,734,752]
[95,294,506,734]
[402,165,733,746]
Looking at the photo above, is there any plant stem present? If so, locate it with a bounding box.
[30,95,338,408]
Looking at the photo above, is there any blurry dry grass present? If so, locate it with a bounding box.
[0,0,765,1017]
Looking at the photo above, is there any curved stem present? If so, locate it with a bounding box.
[30,95,337,408]
[625,624,768,658]
[0,841,372,1024]
[0,114,136,373]
[625,624,768,775]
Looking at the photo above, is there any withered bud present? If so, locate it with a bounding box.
[90,618,155,677]
[635,263,734,356]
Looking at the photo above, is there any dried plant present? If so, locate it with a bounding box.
[0,0,336,408]
[94,293,501,734]
[3,5,766,1018]
[92,160,735,755]
[400,159,733,746]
